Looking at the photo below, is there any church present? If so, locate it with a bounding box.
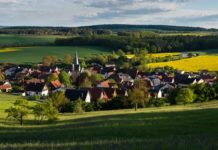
[72,51,81,72]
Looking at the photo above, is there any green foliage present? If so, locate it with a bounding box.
[59,71,71,87]
[64,54,72,65]
[116,49,125,57]
[73,99,84,114]
[83,102,95,112]
[149,98,167,107]
[191,84,216,102]
[43,100,58,122]
[47,73,59,83]
[77,72,92,88]
[104,96,129,110]
[175,88,195,104]
[51,91,70,112]
[95,55,108,65]
[42,55,58,66]
[0,71,5,81]
[129,88,149,111]
[32,103,46,122]
[5,99,30,125]
[168,88,179,105]
[90,73,104,85]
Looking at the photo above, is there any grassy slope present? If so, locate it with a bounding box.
[0,94,218,149]
[0,46,112,63]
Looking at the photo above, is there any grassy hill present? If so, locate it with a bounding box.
[0,46,112,64]
[0,94,218,149]
[82,24,218,32]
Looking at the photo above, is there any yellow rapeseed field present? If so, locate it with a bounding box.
[151,52,181,58]
[147,55,218,72]
[0,48,20,53]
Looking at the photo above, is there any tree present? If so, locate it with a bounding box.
[129,88,148,111]
[44,99,59,122]
[51,91,70,112]
[47,73,59,83]
[32,103,46,123]
[134,79,147,89]
[0,71,5,81]
[73,99,84,114]
[90,73,104,85]
[64,54,72,65]
[42,56,58,66]
[116,49,125,57]
[59,71,71,87]
[5,99,30,125]
[77,72,92,88]
[33,100,59,123]
[175,88,195,104]
[95,55,107,65]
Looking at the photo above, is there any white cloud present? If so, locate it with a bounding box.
[0,0,217,28]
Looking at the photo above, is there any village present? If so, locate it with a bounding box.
[0,51,217,108]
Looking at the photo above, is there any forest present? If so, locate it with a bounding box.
[55,34,218,53]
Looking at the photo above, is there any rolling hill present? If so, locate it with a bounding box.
[0,93,218,150]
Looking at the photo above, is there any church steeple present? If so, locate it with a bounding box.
[74,50,79,65]
[72,50,81,72]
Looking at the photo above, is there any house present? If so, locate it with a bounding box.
[102,88,117,99]
[25,82,49,97]
[101,66,116,79]
[88,63,103,74]
[150,84,175,98]
[97,80,117,88]
[84,88,109,102]
[0,81,12,93]
[4,66,22,77]
[65,89,91,103]
[201,74,217,84]
[116,88,128,97]
[49,80,64,93]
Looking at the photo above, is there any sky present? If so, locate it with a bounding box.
[0,0,218,28]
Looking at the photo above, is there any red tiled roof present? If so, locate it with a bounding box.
[50,80,62,88]
[0,84,12,90]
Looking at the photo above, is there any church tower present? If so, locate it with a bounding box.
[72,51,81,72]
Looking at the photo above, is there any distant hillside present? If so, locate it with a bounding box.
[1,24,218,32]
[81,24,218,32]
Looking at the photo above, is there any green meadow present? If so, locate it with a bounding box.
[0,34,67,46]
[0,94,218,150]
[0,46,112,63]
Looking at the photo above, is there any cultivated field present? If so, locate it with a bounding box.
[0,34,67,46]
[147,55,218,72]
[0,94,218,149]
[0,46,112,63]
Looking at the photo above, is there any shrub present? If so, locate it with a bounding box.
[175,88,195,104]
[73,99,84,114]
[149,98,166,107]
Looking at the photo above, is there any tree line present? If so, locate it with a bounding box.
[0,27,112,36]
[55,34,218,53]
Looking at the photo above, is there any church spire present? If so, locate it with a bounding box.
[72,50,81,72]
[74,50,79,65]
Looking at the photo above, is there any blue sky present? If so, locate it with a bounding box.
[0,0,218,28]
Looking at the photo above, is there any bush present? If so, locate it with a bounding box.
[149,98,166,107]
[61,102,74,113]
[175,88,195,104]
[73,99,84,114]
[103,96,128,110]
[83,103,95,112]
